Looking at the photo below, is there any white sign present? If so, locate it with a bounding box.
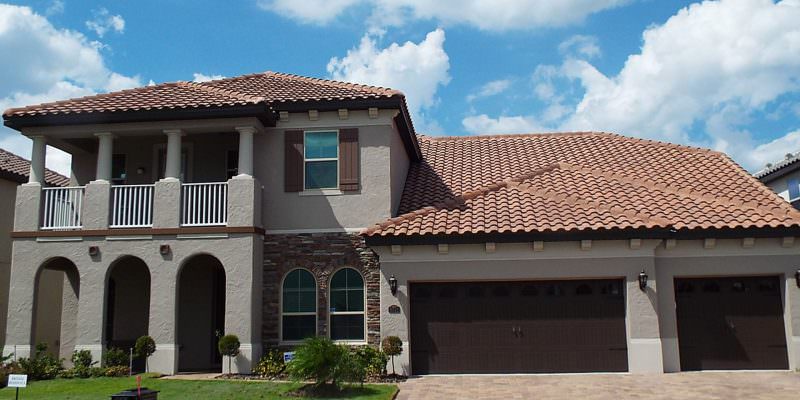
[283,351,295,363]
[7,374,27,388]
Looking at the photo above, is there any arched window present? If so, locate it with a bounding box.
[329,268,365,341]
[282,269,317,342]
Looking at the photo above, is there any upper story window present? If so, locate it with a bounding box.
[226,150,239,180]
[111,154,126,185]
[304,131,338,190]
[788,178,800,201]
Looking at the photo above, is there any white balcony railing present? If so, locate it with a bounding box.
[181,182,228,226]
[41,187,84,230]
[111,184,154,228]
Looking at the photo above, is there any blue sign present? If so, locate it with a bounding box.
[283,351,295,363]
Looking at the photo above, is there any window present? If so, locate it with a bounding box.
[226,150,239,179]
[304,131,338,190]
[329,268,364,341]
[281,269,317,342]
[111,154,126,185]
[789,179,800,201]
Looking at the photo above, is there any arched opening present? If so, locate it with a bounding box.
[32,257,79,361]
[104,256,150,371]
[177,254,225,372]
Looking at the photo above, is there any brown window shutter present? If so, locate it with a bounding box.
[284,130,304,192]
[339,128,360,191]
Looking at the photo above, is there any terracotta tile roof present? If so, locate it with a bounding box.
[2,71,403,118]
[0,148,69,187]
[363,132,800,238]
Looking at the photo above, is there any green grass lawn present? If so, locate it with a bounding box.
[0,376,397,400]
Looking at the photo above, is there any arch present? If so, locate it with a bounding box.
[103,256,150,371]
[328,267,365,342]
[280,268,317,343]
[176,253,226,372]
[32,257,80,361]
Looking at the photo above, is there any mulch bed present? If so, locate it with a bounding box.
[216,373,407,383]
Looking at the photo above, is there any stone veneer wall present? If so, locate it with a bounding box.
[262,233,380,347]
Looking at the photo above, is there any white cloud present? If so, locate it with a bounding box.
[467,79,511,102]
[256,0,360,24]
[558,34,601,58]
[45,0,64,16]
[192,73,225,83]
[464,0,800,171]
[327,28,450,121]
[0,4,142,175]
[749,129,800,170]
[260,0,631,31]
[85,8,125,37]
[462,114,546,135]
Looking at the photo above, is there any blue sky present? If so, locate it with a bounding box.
[2,0,800,175]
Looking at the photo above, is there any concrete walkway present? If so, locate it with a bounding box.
[396,371,800,400]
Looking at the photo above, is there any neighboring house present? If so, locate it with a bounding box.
[0,149,69,355]
[755,152,800,209]
[1,71,799,376]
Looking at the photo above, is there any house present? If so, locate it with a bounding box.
[0,149,69,355]
[2,71,799,376]
[755,152,800,210]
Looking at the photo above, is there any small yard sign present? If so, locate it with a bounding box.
[7,374,27,388]
[283,351,295,363]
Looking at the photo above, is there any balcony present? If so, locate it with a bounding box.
[14,123,261,236]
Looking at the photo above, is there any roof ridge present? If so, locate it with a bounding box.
[361,164,563,235]
[557,162,798,219]
[177,81,265,104]
[262,71,404,97]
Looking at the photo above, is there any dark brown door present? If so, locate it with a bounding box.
[409,279,628,374]
[675,276,788,371]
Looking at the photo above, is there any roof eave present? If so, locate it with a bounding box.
[363,226,800,246]
[756,160,800,183]
[2,103,276,130]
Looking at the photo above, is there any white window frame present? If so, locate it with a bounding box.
[303,130,339,191]
[279,268,318,345]
[327,267,367,345]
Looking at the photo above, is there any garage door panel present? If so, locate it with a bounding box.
[410,279,628,374]
[675,276,788,371]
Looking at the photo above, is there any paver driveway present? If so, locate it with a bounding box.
[396,371,800,399]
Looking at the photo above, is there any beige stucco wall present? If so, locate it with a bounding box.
[4,233,262,374]
[259,110,402,231]
[0,178,17,349]
[375,238,800,375]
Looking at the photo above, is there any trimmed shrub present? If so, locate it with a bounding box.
[381,336,403,375]
[286,337,358,390]
[351,346,388,379]
[71,350,93,369]
[134,336,156,372]
[252,349,284,378]
[217,334,241,374]
[17,343,63,380]
[103,347,128,368]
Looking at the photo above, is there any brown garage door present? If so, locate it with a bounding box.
[675,276,788,371]
[409,279,628,374]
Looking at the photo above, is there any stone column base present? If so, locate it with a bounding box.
[149,344,178,375]
[628,338,664,373]
[225,342,261,374]
[2,344,31,361]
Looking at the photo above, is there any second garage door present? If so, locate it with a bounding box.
[410,279,628,374]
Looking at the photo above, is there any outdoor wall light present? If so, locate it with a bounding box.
[795,269,800,289]
[88,246,99,256]
[389,275,398,295]
[159,244,171,255]
[638,270,648,291]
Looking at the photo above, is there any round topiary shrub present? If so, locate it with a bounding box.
[381,336,403,376]
[134,336,156,372]
[217,334,241,374]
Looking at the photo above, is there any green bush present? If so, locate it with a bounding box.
[103,365,130,377]
[381,336,403,375]
[252,349,284,378]
[218,334,241,374]
[103,347,128,367]
[17,343,63,380]
[71,349,94,369]
[134,336,156,359]
[286,337,360,389]
[351,346,387,379]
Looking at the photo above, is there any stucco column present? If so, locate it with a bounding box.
[153,180,181,229]
[74,264,106,365]
[626,258,664,373]
[223,235,262,373]
[227,178,262,228]
[82,182,110,230]
[163,129,182,180]
[28,135,46,184]
[94,132,114,182]
[2,243,38,360]
[234,126,256,178]
[13,184,42,231]
[148,257,178,375]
